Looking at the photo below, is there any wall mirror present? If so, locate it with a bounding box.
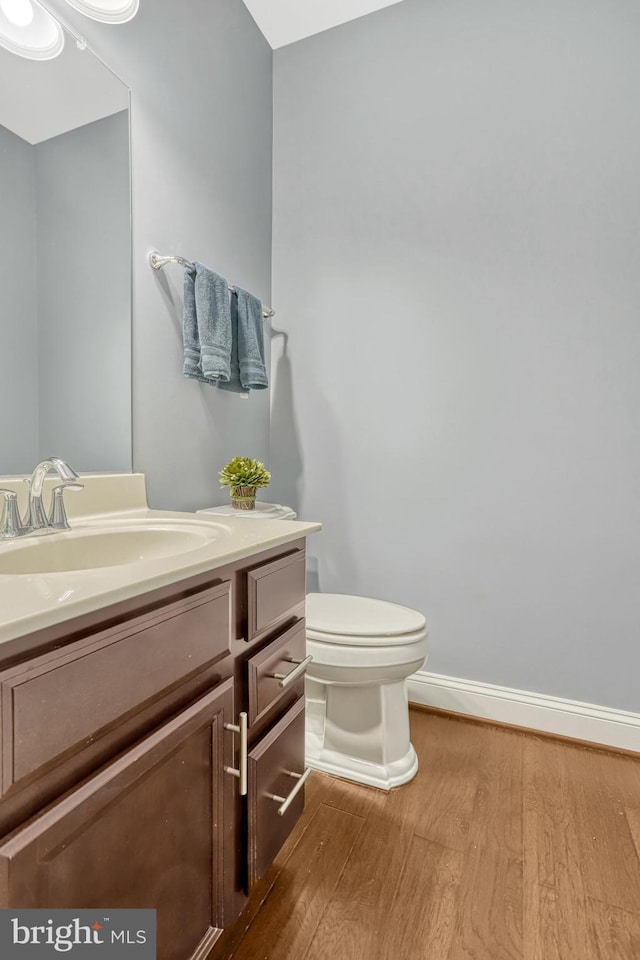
[0,9,131,476]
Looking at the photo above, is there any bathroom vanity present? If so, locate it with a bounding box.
[0,474,320,960]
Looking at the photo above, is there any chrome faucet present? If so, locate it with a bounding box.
[0,459,84,539]
[26,458,83,532]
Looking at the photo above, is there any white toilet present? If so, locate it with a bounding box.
[197,504,429,790]
[304,593,429,790]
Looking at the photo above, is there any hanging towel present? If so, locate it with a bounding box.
[182,267,205,382]
[219,286,268,393]
[217,291,249,396]
[183,263,231,383]
[237,287,268,390]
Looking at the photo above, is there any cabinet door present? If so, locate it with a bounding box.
[247,697,307,888]
[0,679,235,960]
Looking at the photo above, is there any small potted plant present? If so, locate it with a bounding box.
[219,456,271,511]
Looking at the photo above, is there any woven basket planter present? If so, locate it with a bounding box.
[230,486,257,510]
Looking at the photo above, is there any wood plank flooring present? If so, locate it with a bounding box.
[214,709,640,960]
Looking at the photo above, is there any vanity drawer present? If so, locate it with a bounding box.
[0,580,231,797]
[246,620,308,726]
[246,551,306,641]
[247,696,307,888]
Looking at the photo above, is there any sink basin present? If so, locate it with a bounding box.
[0,520,230,575]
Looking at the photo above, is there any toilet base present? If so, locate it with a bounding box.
[305,735,418,790]
[304,676,420,791]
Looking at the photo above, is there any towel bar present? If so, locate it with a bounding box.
[148,251,275,318]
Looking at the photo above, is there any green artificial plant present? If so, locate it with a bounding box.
[219,456,271,491]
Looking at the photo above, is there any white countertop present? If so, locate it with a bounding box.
[0,474,321,646]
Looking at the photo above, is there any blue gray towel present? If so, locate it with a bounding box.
[217,291,246,395]
[218,287,269,393]
[183,263,231,382]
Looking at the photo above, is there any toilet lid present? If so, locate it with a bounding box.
[306,593,426,640]
[197,502,296,520]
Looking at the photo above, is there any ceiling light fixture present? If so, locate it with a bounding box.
[61,0,139,24]
[0,0,64,59]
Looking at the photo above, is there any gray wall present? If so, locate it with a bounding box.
[0,125,39,473]
[272,0,640,711]
[45,0,273,510]
[35,111,131,471]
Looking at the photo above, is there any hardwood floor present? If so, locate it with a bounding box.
[214,709,640,960]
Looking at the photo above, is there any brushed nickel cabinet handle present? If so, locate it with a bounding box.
[266,767,312,817]
[224,712,248,796]
[269,655,313,689]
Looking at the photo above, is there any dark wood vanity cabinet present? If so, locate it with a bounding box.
[0,539,309,960]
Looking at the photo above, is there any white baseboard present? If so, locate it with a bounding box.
[408,671,640,753]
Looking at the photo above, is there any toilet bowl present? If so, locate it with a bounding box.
[305,593,429,790]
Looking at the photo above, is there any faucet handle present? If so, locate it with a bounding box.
[48,482,85,530]
[0,489,29,539]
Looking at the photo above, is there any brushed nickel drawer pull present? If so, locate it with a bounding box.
[224,712,248,796]
[270,655,313,689]
[266,767,312,817]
